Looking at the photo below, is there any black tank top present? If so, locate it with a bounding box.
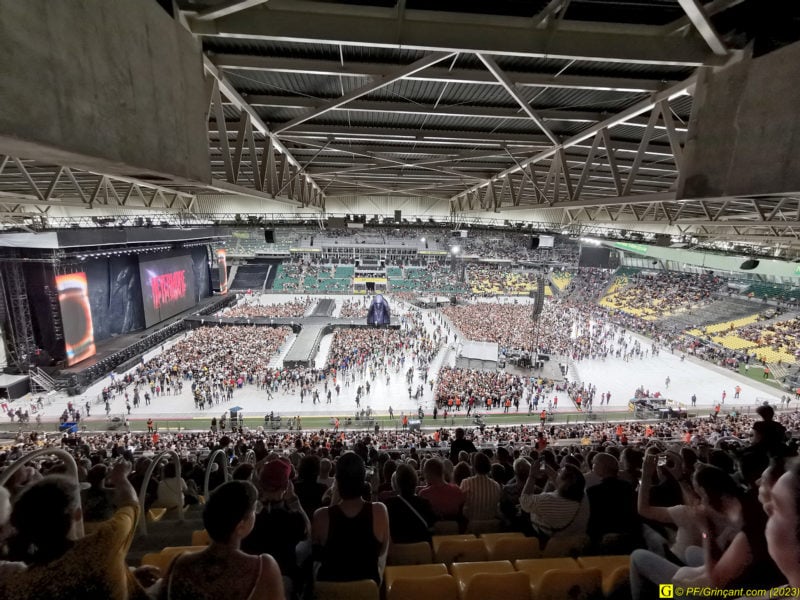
[316,502,381,583]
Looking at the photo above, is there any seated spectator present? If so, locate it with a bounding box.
[384,464,436,543]
[500,457,533,534]
[2,462,141,600]
[82,464,115,523]
[759,457,800,592]
[419,457,465,522]
[241,458,309,593]
[294,455,327,520]
[312,451,389,584]
[631,462,783,600]
[0,486,25,578]
[317,458,334,489]
[586,453,640,549]
[160,480,284,600]
[520,461,589,547]
[453,461,472,486]
[460,452,502,522]
[153,462,187,510]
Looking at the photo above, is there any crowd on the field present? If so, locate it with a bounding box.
[222,298,314,318]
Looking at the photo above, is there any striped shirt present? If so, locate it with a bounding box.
[460,474,502,520]
[519,491,589,536]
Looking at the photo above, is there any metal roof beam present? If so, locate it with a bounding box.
[476,54,560,145]
[203,56,323,202]
[449,75,695,202]
[676,0,729,55]
[273,52,456,134]
[237,95,608,122]
[192,0,270,22]
[215,55,676,92]
[662,0,746,35]
[193,5,716,66]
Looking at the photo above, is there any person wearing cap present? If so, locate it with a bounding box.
[241,458,309,596]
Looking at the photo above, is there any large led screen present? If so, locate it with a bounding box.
[138,255,197,327]
[217,248,228,294]
[56,272,97,366]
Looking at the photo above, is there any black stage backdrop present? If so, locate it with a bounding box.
[21,248,210,364]
[83,255,146,342]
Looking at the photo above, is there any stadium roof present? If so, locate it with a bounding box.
[2,0,800,252]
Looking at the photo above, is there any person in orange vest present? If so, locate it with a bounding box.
[714,403,721,418]
[455,397,461,411]
[539,409,547,426]
[447,398,454,410]
[615,424,623,441]
[402,414,408,430]
[575,396,582,410]
[486,398,492,411]
[504,399,511,413]
[147,418,154,433]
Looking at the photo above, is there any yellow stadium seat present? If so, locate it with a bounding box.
[432,534,476,554]
[541,535,589,558]
[388,542,434,566]
[314,579,379,600]
[435,539,488,564]
[576,556,630,597]
[385,564,449,594]
[466,519,501,535]
[191,529,211,546]
[450,560,514,596]
[140,545,205,572]
[513,558,580,590]
[487,537,541,561]
[388,574,459,600]
[464,571,531,600]
[432,521,461,535]
[147,507,167,522]
[532,567,602,600]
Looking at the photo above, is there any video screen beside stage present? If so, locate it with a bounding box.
[139,255,197,327]
[56,272,97,366]
[579,246,612,268]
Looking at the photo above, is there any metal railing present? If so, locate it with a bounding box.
[137,450,184,536]
[0,448,84,537]
[203,449,232,500]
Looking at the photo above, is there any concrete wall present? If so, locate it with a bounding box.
[0,0,210,183]
[679,41,800,199]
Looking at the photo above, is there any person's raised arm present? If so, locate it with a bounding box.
[109,460,138,508]
[637,454,674,523]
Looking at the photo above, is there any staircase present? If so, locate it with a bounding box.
[29,367,57,393]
